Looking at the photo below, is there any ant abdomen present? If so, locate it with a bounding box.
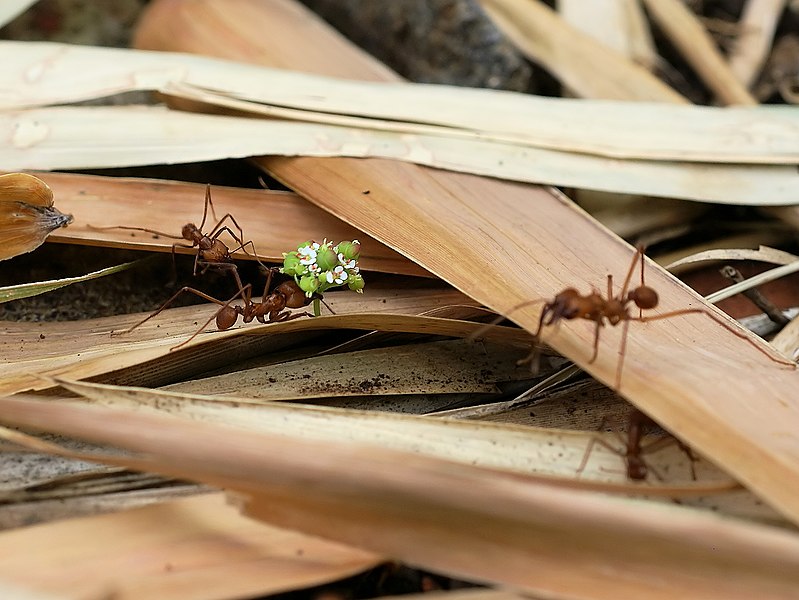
[216,305,238,330]
[630,286,658,310]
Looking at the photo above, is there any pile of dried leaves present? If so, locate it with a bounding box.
[1,1,799,599]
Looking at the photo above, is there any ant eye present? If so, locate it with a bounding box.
[632,286,658,310]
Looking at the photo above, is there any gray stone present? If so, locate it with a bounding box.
[299,0,535,91]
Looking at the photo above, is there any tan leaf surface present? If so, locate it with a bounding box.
[0,397,797,600]
[134,0,799,526]
[0,492,381,600]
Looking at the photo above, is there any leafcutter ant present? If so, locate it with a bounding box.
[90,184,264,279]
[576,409,697,482]
[112,267,319,349]
[509,245,795,389]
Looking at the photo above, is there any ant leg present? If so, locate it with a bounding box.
[267,310,313,323]
[606,274,613,302]
[635,308,796,367]
[576,418,628,477]
[197,261,249,301]
[587,321,602,364]
[467,298,547,343]
[170,283,253,351]
[226,238,269,271]
[638,246,646,319]
[261,265,278,294]
[575,436,599,478]
[86,224,182,240]
[614,318,631,390]
[619,245,646,301]
[162,242,194,282]
[634,435,684,482]
[576,416,609,477]
[199,184,218,232]
[516,304,552,374]
[209,216,270,272]
[113,286,229,337]
[207,212,244,243]
[677,441,698,481]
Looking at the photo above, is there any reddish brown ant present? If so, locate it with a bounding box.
[90,184,264,278]
[112,267,322,349]
[510,245,795,389]
[576,409,697,482]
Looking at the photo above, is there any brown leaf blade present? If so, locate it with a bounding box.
[0,396,798,599]
[133,0,799,526]
[0,492,381,600]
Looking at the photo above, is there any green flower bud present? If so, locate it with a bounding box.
[281,251,304,276]
[298,274,320,297]
[347,273,365,293]
[315,243,338,271]
[335,240,361,261]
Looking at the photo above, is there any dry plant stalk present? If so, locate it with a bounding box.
[729,0,789,87]
[135,0,799,526]
[639,0,758,105]
[557,0,657,68]
[477,0,685,101]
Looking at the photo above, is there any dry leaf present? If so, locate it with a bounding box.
[0,492,382,600]
[4,105,799,205]
[728,0,789,87]
[640,0,757,105]
[0,396,797,599]
[34,171,428,277]
[134,0,799,527]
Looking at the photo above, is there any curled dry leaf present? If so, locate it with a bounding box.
[666,245,799,271]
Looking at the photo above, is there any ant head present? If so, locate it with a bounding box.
[552,288,582,318]
[215,306,238,330]
[629,286,658,310]
[277,280,313,309]
[181,223,198,240]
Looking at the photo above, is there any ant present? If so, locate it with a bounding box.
[576,408,697,482]
[113,267,321,349]
[90,184,265,279]
[509,245,795,389]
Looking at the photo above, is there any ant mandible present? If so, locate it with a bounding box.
[576,409,697,482]
[112,267,320,350]
[91,184,265,278]
[515,245,795,389]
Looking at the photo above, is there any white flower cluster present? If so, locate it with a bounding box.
[281,239,364,296]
